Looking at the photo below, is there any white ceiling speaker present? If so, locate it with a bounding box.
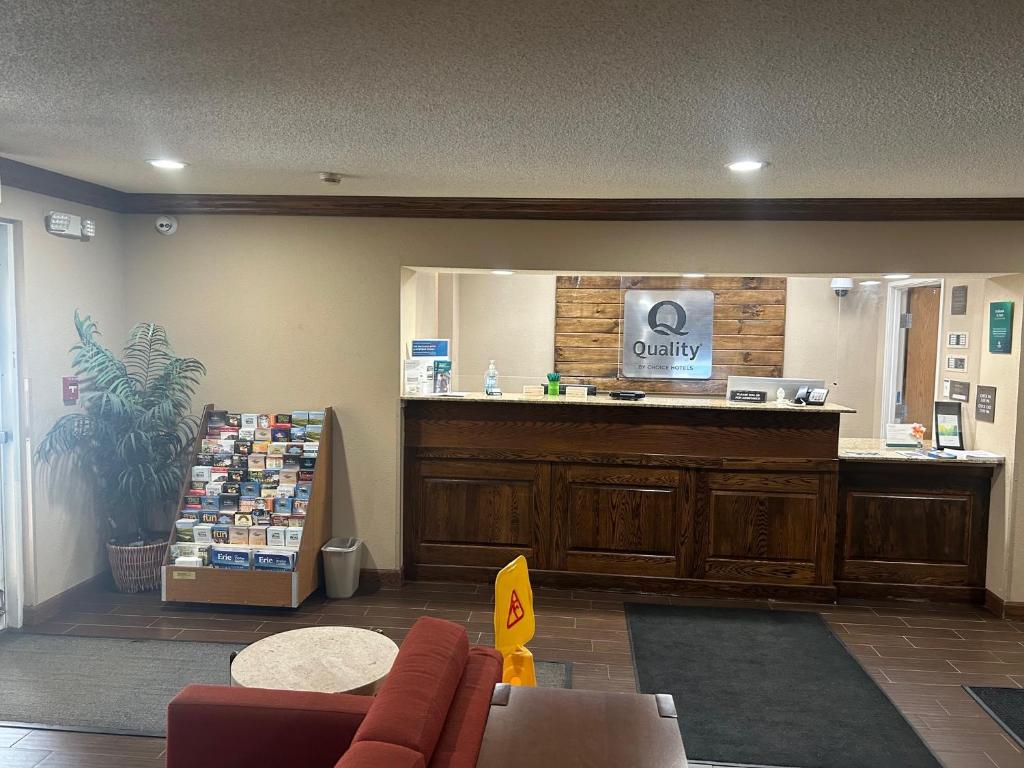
[154,215,178,235]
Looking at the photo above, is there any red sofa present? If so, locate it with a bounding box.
[167,616,503,768]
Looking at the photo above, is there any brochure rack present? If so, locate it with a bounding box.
[161,404,333,608]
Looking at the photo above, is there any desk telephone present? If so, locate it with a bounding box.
[794,386,829,406]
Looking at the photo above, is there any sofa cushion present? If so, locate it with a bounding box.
[337,741,425,768]
[352,617,469,763]
[429,647,503,768]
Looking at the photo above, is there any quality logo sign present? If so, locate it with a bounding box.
[622,290,714,379]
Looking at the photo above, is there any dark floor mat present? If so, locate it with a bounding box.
[625,603,941,768]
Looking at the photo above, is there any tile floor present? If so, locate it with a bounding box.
[3,581,1024,767]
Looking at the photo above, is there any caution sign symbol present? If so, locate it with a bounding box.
[506,589,525,629]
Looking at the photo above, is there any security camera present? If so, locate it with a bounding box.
[830,277,854,297]
[154,215,178,235]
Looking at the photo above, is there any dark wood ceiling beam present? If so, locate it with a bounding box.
[0,157,130,212]
[123,194,1024,220]
[5,157,1024,220]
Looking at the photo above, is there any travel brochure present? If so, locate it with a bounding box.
[171,409,324,571]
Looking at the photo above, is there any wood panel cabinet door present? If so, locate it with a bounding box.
[412,459,551,569]
[837,465,990,589]
[697,471,835,585]
[840,492,973,586]
[552,465,691,577]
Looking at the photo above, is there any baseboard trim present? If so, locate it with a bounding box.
[360,569,403,589]
[1002,604,1024,621]
[22,571,111,627]
[983,589,1024,619]
[408,564,837,603]
[835,580,984,605]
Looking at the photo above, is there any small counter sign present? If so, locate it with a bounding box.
[621,290,714,380]
[729,389,767,403]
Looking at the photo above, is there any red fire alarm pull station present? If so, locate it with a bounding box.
[62,376,80,405]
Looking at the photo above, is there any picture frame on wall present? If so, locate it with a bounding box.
[934,400,965,450]
[950,284,969,315]
[946,331,969,348]
[945,354,968,372]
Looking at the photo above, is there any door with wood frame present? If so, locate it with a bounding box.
[901,285,941,439]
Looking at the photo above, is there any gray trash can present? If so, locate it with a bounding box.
[322,537,363,598]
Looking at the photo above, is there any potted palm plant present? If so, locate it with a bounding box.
[37,311,206,592]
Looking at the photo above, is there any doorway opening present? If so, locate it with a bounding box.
[0,221,24,630]
[881,279,944,442]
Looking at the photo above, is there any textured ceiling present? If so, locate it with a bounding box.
[2,0,1024,197]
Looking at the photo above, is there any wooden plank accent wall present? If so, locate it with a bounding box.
[554,275,787,395]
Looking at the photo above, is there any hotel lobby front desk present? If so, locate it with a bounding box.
[402,395,998,604]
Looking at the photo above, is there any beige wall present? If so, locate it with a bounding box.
[396,219,1024,275]
[4,198,1024,600]
[118,213,1024,602]
[973,276,1024,601]
[454,273,556,392]
[0,187,128,606]
[400,266,444,395]
[784,278,886,438]
[400,268,439,357]
[122,215,405,573]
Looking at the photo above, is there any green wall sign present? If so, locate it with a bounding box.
[989,301,1015,354]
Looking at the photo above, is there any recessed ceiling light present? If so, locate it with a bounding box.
[726,159,767,172]
[859,280,881,286]
[147,159,187,170]
[884,273,911,280]
[682,273,706,278]
[491,269,515,276]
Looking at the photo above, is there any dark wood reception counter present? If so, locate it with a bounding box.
[401,394,998,604]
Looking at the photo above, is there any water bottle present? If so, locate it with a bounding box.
[484,360,499,394]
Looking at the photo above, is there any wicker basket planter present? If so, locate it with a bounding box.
[107,540,167,593]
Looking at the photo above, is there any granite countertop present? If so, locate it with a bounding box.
[401,391,856,414]
[839,438,1005,466]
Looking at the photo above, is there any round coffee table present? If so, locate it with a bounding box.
[230,626,399,694]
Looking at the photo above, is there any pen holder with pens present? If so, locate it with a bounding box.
[546,372,560,396]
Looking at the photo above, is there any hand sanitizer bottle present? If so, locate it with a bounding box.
[484,360,499,395]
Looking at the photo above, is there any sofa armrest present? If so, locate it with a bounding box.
[167,684,373,768]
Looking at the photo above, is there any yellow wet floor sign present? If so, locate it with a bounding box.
[493,556,536,686]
